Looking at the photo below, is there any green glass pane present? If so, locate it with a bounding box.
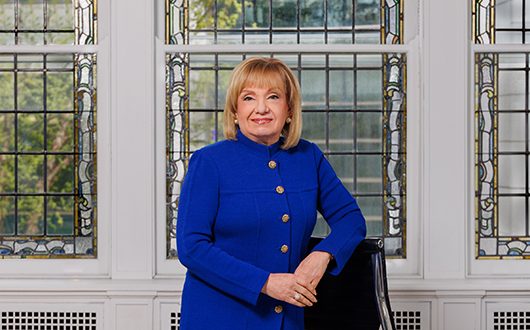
[355,0,380,26]
[47,0,73,30]
[47,54,74,70]
[0,33,14,45]
[18,54,43,69]
[18,113,44,151]
[356,154,382,194]
[301,70,326,110]
[17,155,44,193]
[47,196,74,235]
[0,196,16,235]
[300,0,324,28]
[357,70,382,110]
[0,113,15,151]
[329,70,354,110]
[0,72,14,111]
[356,196,383,236]
[47,155,74,193]
[328,1,352,27]
[244,0,269,28]
[17,72,44,111]
[301,112,325,149]
[218,69,232,108]
[18,32,44,45]
[329,112,353,152]
[189,70,216,110]
[47,72,73,111]
[0,1,15,30]
[18,196,44,235]
[189,111,219,151]
[357,112,382,152]
[0,155,15,193]
[46,32,74,44]
[328,155,354,192]
[18,0,44,30]
[272,0,297,28]
[47,113,74,152]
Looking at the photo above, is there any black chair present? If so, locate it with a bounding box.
[304,237,395,330]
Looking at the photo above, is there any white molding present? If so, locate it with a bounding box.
[110,0,156,279]
[472,44,530,52]
[162,43,410,53]
[0,45,99,53]
[423,0,469,280]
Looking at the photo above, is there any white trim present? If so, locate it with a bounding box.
[162,43,409,53]
[472,44,530,52]
[0,45,99,53]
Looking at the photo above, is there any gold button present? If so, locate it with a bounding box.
[275,186,284,194]
[281,214,290,223]
[274,305,283,313]
[280,245,289,253]
[268,160,277,169]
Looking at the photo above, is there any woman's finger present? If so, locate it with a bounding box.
[296,285,317,303]
[289,293,311,307]
[296,277,317,296]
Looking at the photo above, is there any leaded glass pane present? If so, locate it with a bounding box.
[0,0,96,45]
[166,52,407,257]
[475,52,530,259]
[0,53,96,258]
[166,0,403,45]
[473,0,530,44]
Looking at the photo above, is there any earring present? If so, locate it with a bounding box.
[286,117,292,124]
[234,118,239,125]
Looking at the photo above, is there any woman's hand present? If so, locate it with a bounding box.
[294,251,332,291]
[261,273,318,307]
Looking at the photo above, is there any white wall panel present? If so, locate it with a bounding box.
[423,0,469,280]
[111,0,155,279]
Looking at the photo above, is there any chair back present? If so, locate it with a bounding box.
[304,237,395,330]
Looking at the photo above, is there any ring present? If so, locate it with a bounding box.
[294,293,301,301]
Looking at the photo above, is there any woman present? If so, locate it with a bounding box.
[177,57,366,330]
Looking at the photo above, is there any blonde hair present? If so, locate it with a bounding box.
[223,57,302,149]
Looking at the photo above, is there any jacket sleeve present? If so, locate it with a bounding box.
[310,143,367,276]
[176,149,270,306]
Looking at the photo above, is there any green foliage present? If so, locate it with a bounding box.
[0,60,75,236]
[190,0,242,29]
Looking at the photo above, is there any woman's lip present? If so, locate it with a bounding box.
[251,118,273,124]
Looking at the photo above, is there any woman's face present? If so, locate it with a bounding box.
[235,86,289,146]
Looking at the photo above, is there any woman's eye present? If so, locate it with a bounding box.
[243,96,254,101]
[268,94,279,100]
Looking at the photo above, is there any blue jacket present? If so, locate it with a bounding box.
[177,130,366,330]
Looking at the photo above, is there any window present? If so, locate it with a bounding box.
[474,0,530,258]
[165,0,406,258]
[0,0,97,258]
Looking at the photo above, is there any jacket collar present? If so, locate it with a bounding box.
[236,129,283,158]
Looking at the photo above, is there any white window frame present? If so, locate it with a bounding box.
[154,0,423,278]
[0,1,111,277]
[468,43,530,276]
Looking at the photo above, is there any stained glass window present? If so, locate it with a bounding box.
[474,0,530,258]
[0,1,97,258]
[166,0,402,45]
[165,0,406,258]
[0,0,96,45]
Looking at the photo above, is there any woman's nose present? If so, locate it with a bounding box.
[255,98,269,114]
